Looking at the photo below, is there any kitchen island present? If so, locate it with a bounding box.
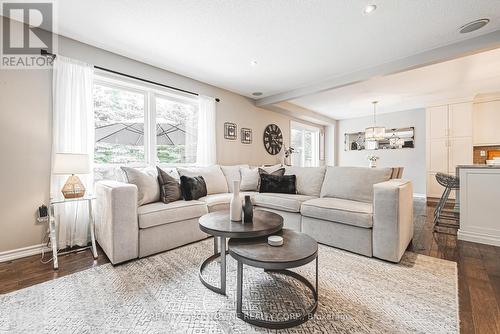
[457,164,500,246]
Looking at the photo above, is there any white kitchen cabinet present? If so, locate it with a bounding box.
[428,138,448,173]
[427,105,448,139]
[473,100,500,145]
[449,103,473,138]
[426,102,473,198]
[449,137,473,172]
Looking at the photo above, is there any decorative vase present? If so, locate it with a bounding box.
[230,180,242,222]
[243,195,253,223]
[369,160,377,168]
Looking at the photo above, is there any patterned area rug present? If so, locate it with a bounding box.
[0,239,458,333]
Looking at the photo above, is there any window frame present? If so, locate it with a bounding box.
[290,120,321,167]
[93,71,199,167]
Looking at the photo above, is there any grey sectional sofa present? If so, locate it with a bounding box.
[95,165,413,265]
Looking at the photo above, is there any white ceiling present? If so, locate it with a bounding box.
[291,47,500,119]
[44,0,500,99]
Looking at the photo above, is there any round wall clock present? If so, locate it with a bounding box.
[263,124,283,155]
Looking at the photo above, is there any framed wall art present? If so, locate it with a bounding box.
[241,128,252,144]
[224,122,237,140]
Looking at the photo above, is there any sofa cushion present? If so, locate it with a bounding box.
[320,166,393,203]
[284,166,326,196]
[121,166,160,206]
[253,193,315,212]
[137,200,208,229]
[177,165,228,195]
[301,197,373,228]
[199,192,258,212]
[220,165,249,192]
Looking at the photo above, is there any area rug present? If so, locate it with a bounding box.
[0,239,458,333]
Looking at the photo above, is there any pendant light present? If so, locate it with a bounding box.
[365,101,386,140]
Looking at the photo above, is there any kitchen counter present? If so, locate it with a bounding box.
[457,166,500,247]
[456,164,500,170]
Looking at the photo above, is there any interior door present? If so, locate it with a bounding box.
[449,102,472,138]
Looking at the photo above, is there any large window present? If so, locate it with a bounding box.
[291,121,320,167]
[93,73,199,165]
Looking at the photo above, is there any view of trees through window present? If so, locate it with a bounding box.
[94,84,145,164]
[94,78,199,165]
[155,97,198,164]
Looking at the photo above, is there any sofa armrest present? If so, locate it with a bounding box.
[372,179,413,262]
[95,180,139,264]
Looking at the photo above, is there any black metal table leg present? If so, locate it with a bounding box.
[199,236,227,295]
[236,256,319,329]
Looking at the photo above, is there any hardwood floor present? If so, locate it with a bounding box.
[0,200,499,333]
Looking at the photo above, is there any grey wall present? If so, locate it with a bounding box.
[336,108,426,195]
[0,19,330,254]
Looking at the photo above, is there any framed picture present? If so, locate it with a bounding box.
[224,122,237,140]
[241,128,252,144]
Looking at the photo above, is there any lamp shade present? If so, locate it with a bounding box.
[53,153,90,175]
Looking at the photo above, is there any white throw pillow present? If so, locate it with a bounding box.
[240,167,260,191]
[177,165,228,194]
[220,165,249,192]
[121,166,160,206]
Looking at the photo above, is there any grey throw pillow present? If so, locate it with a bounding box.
[157,167,182,204]
[121,166,160,206]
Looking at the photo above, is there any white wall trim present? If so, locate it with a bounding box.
[0,244,51,263]
[458,230,500,247]
[413,193,427,199]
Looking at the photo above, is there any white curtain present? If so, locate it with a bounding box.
[196,95,217,165]
[51,56,94,248]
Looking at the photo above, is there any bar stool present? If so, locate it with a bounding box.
[433,173,460,230]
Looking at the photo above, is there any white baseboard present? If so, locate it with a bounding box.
[413,193,427,199]
[0,244,51,263]
[458,230,500,247]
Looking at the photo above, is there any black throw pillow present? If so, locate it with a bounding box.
[157,167,182,204]
[259,174,297,194]
[180,175,207,200]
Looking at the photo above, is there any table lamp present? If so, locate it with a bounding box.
[53,153,90,199]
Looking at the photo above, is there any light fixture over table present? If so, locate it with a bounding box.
[365,101,386,141]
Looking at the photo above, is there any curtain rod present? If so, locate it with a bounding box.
[41,50,220,102]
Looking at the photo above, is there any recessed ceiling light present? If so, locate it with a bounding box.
[459,18,490,34]
[252,92,263,97]
[363,4,377,14]
[250,60,258,66]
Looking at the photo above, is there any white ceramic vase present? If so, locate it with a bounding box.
[369,160,377,168]
[230,180,242,222]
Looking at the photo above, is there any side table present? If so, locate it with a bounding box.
[48,196,98,269]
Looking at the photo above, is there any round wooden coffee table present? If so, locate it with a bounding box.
[198,210,283,295]
[228,229,318,329]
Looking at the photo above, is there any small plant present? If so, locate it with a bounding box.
[366,155,379,162]
[284,146,295,158]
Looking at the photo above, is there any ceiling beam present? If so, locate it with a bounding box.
[256,29,500,107]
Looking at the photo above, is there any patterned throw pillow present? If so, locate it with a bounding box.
[180,175,207,200]
[156,167,182,204]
